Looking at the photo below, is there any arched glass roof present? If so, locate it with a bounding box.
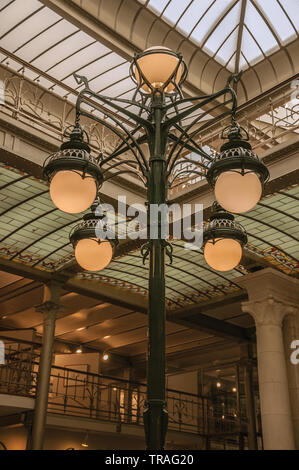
[140,0,299,72]
[0,0,133,105]
[0,164,298,310]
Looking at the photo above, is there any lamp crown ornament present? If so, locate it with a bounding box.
[60,123,90,152]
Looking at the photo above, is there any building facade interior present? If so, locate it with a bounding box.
[0,0,298,451]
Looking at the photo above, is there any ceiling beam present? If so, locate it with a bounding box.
[168,312,254,343]
[235,0,247,74]
[0,256,253,342]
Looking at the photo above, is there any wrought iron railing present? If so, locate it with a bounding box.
[0,357,248,439]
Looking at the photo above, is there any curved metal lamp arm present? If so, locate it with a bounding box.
[100,126,148,167]
[169,128,212,162]
[170,156,207,171]
[163,84,237,129]
[103,169,147,185]
[78,107,149,181]
[101,159,142,174]
[74,73,152,129]
[169,169,205,188]
[167,106,233,176]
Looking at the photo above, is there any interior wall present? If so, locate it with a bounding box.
[0,425,146,450]
[167,371,198,395]
[54,352,100,375]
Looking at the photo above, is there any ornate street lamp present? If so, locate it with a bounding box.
[203,203,247,272]
[206,123,269,213]
[70,200,117,272]
[43,126,103,214]
[43,46,269,450]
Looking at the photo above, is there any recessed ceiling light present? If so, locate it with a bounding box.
[104,335,111,339]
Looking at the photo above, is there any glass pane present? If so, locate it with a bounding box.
[241,27,263,65]
[177,0,215,35]
[0,0,42,37]
[238,53,247,70]
[255,0,296,44]
[49,42,110,81]
[63,52,124,87]
[0,0,14,10]
[244,0,279,56]
[191,0,234,45]
[90,63,129,92]
[226,52,236,71]
[279,0,299,30]
[213,29,238,66]
[32,31,92,70]
[148,0,169,15]
[163,0,192,25]
[16,20,78,62]
[0,8,61,52]
[204,2,241,55]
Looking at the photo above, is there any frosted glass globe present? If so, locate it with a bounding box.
[204,238,242,272]
[75,238,113,271]
[50,170,97,214]
[214,171,262,214]
[136,46,183,93]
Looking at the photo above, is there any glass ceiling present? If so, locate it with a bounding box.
[0,164,298,310]
[0,0,133,111]
[141,0,299,71]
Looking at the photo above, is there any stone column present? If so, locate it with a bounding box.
[237,268,296,450]
[283,307,299,449]
[31,281,63,450]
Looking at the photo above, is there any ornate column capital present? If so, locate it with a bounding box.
[35,300,64,315]
[242,296,297,327]
[236,268,299,306]
[35,280,65,316]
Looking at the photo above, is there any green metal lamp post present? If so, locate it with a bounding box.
[44,47,269,449]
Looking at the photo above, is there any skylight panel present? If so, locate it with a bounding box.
[244,1,279,56]
[15,20,78,62]
[279,0,299,30]
[49,42,110,81]
[148,0,169,16]
[241,27,263,65]
[177,0,215,35]
[226,52,237,71]
[254,0,297,44]
[66,53,125,87]
[203,1,240,56]
[238,53,248,70]
[191,0,235,46]
[163,0,192,26]
[0,1,14,10]
[32,31,92,70]
[0,8,61,52]
[0,0,42,38]
[214,29,239,67]
[90,62,129,92]
[100,77,132,96]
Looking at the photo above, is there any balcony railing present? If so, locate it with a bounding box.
[0,357,248,441]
